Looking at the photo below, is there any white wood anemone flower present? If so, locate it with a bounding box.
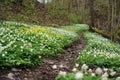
[95,67,103,75]
[91,73,96,76]
[7,73,14,79]
[103,68,108,72]
[102,72,109,80]
[81,64,88,72]
[72,68,77,72]
[59,71,66,76]
[102,72,109,78]
[110,71,116,76]
[101,77,108,80]
[75,63,79,67]
[88,69,92,73]
[52,65,57,69]
[59,64,64,68]
[75,72,83,80]
[116,77,120,80]
[37,0,52,3]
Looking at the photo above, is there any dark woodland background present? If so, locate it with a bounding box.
[0,0,120,41]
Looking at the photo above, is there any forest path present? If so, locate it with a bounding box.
[0,32,87,80]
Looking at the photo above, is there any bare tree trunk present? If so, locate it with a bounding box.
[76,0,81,23]
[81,0,85,23]
[108,0,119,41]
[108,0,112,31]
[110,0,114,40]
[113,0,117,41]
[89,0,95,30]
[43,0,46,24]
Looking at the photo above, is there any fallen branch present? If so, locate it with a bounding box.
[91,28,120,43]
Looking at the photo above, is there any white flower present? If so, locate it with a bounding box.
[59,64,64,68]
[37,0,52,3]
[94,55,97,57]
[101,77,108,80]
[72,68,77,72]
[116,77,120,80]
[95,67,103,75]
[30,49,33,52]
[39,56,41,58]
[91,73,95,76]
[75,63,79,67]
[75,72,83,80]
[52,65,57,69]
[2,54,5,57]
[7,73,14,79]
[20,46,23,49]
[59,71,66,76]
[88,69,92,73]
[103,68,108,72]
[81,64,88,71]
[21,49,23,52]
[102,72,108,78]
[110,71,116,76]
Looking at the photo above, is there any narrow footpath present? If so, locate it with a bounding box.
[0,33,87,80]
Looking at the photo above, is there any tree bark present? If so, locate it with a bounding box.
[89,0,95,31]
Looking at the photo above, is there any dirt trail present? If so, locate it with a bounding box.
[0,33,87,80]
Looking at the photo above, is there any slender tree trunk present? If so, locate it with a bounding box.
[108,0,119,41]
[81,0,85,23]
[89,0,95,30]
[113,0,117,41]
[108,0,112,31]
[76,0,81,23]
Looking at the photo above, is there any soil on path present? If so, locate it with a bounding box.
[0,33,87,80]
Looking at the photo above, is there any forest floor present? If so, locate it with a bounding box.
[0,33,87,80]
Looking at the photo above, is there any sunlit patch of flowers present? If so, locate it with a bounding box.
[76,32,120,69]
[55,64,116,80]
[0,22,79,66]
[61,24,89,32]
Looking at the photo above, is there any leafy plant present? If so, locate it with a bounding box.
[0,22,80,66]
[76,32,120,71]
[56,73,106,80]
[62,24,89,32]
[69,13,80,24]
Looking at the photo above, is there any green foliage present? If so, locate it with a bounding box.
[62,24,89,32]
[76,32,120,69]
[56,73,102,80]
[55,73,75,80]
[48,23,60,28]
[47,0,68,19]
[0,22,79,67]
[83,74,101,80]
[77,52,120,68]
[69,13,80,24]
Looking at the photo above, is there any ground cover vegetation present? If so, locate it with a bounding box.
[0,21,89,67]
[56,32,120,80]
[0,0,120,80]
